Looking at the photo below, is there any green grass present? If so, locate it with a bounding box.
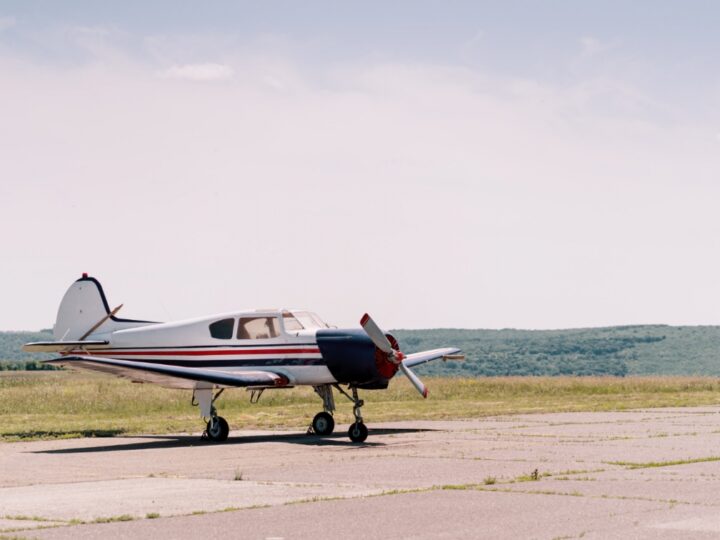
[3,372,720,441]
[92,515,134,524]
[2,515,53,523]
[514,470,547,482]
[607,456,720,469]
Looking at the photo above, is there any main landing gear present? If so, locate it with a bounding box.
[206,415,229,442]
[310,385,336,436]
[312,411,335,436]
[193,388,229,442]
[310,384,368,443]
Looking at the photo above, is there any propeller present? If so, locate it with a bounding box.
[360,313,428,398]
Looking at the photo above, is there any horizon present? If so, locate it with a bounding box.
[2,321,712,334]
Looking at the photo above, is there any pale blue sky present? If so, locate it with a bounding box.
[1,2,719,330]
[4,1,718,80]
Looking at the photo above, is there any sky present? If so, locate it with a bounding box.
[1,1,719,331]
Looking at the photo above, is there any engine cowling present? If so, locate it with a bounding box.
[316,329,400,389]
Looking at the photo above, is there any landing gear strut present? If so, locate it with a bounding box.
[310,385,335,436]
[334,385,368,443]
[193,388,230,442]
[347,386,368,443]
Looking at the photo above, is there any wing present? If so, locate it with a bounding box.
[46,355,290,390]
[402,347,463,368]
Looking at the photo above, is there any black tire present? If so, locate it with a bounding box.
[348,422,368,443]
[206,416,230,442]
[312,412,335,436]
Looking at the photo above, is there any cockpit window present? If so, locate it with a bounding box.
[237,317,280,339]
[309,312,328,328]
[283,312,304,331]
[293,311,328,329]
[209,318,235,339]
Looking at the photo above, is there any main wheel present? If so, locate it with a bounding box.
[348,421,368,443]
[206,416,229,442]
[312,412,335,436]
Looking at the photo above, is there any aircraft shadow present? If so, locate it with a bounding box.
[5,429,126,440]
[32,427,435,454]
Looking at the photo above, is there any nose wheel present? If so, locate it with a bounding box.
[348,421,368,443]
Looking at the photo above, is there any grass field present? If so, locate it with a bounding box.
[3,372,720,441]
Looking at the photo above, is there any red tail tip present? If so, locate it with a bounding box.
[360,313,370,325]
[422,388,429,399]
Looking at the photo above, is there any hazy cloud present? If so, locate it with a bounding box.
[580,36,609,56]
[161,62,234,81]
[1,16,719,330]
[461,29,485,57]
[2,47,719,331]
[0,15,15,32]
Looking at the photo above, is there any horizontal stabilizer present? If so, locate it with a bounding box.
[45,355,290,390]
[23,341,109,353]
[402,347,463,368]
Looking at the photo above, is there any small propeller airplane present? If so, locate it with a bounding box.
[23,274,463,442]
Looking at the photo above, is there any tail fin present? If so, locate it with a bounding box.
[54,274,155,340]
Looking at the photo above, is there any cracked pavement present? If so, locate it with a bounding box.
[3,408,720,538]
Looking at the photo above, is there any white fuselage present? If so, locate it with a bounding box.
[67,310,337,386]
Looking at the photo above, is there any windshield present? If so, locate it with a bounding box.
[296,311,328,329]
[282,312,303,331]
[283,311,328,330]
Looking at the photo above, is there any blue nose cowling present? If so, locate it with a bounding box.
[316,328,390,389]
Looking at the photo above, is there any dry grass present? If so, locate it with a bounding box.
[2,372,720,441]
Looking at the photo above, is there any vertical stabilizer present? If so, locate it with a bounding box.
[53,275,154,340]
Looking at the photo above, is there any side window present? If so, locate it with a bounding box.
[209,318,235,339]
[237,317,280,339]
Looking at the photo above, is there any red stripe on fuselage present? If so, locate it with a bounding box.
[62,348,320,357]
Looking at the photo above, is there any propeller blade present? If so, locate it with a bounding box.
[400,362,428,398]
[360,313,394,354]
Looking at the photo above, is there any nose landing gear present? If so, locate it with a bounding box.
[347,386,368,443]
[331,384,368,443]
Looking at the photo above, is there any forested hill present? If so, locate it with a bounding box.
[0,330,54,369]
[3,326,720,376]
[393,325,720,377]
